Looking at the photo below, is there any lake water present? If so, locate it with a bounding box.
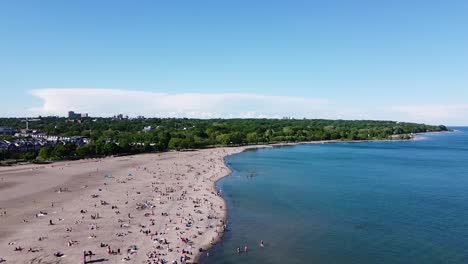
[201,127,468,264]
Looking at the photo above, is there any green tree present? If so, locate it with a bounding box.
[102,143,120,155]
[52,144,68,159]
[168,138,184,150]
[246,132,259,144]
[38,146,53,160]
[76,144,95,158]
[216,134,231,145]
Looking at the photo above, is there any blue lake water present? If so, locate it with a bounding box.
[201,128,468,264]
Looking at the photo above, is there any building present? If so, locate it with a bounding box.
[0,127,16,135]
[68,111,88,119]
[114,114,128,120]
[0,140,11,151]
[143,126,153,132]
[68,111,81,119]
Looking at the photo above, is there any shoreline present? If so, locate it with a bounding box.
[1,130,453,168]
[0,148,250,263]
[194,151,235,263]
[197,131,456,262]
[0,132,450,263]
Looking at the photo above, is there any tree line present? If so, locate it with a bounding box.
[0,117,448,162]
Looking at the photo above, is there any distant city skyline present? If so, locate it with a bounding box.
[1,1,467,125]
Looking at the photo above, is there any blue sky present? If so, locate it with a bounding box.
[1,0,467,125]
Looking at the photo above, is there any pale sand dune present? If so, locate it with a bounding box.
[0,147,247,264]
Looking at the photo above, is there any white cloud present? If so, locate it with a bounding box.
[26,89,468,125]
[29,88,330,118]
[390,104,468,125]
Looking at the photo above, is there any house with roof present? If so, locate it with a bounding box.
[0,140,11,151]
[0,127,16,135]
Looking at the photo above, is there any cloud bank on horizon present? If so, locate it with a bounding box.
[30,88,330,119]
[29,88,465,125]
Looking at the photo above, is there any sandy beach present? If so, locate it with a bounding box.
[0,147,248,264]
[0,137,436,263]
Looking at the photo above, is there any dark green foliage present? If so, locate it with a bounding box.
[0,150,37,163]
[52,143,76,159]
[0,117,448,162]
[75,144,95,158]
[38,146,53,160]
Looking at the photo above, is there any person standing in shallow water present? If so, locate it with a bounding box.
[237,247,241,255]
[260,240,264,247]
[244,245,248,253]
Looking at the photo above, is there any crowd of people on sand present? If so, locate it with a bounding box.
[0,150,244,263]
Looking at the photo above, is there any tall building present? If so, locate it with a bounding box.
[68,111,88,119]
[68,111,81,119]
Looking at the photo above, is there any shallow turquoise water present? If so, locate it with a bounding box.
[202,128,468,264]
